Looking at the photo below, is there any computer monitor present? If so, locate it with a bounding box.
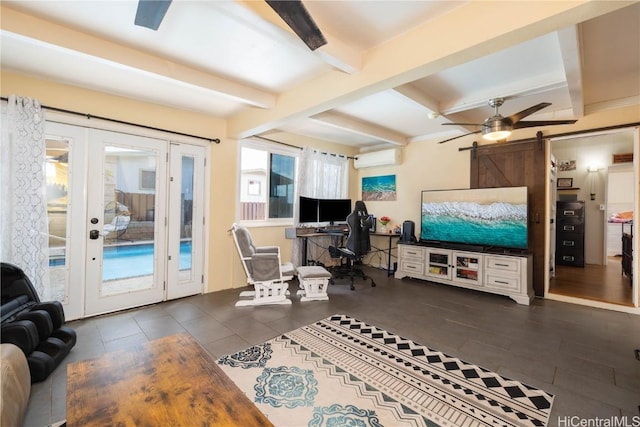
[318,199,351,224]
[298,196,319,223]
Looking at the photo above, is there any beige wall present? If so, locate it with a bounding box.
[1,71,361,294]
[358,139,471,234]
[3,70,639,298]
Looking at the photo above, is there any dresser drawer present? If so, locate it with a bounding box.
[557,254,584,266]
[557,223,584,234]
[557,238,584,250]
[557,202,584,219]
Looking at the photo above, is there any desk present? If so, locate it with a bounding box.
[66,333,273,427]
[297,229,346,266]
[297,228,399,276]
[370,232,401,276]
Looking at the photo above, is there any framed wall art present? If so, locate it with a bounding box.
[557,177,573,188]
[362,174,396,201]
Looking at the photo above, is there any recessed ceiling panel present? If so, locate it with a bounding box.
[305,1,466,50]
[277,119,379,148]
[0,32,244,116]
[5,0,330,91]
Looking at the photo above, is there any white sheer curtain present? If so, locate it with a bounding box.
[292,147,349,266]
[0,95,50,298]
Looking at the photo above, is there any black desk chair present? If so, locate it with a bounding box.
[328,201,376,290]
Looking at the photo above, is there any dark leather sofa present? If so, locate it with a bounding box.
[1,262,76,383]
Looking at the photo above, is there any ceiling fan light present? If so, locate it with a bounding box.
[482,117,512,141]
[483,130,512,141]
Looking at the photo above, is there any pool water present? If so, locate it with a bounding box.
[50,241,193,281]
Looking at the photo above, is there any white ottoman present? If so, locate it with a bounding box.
[296,266,331,301]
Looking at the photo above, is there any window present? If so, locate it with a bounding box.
[247,180,261,196]
[239,141,297,222]
[139,169,156,190]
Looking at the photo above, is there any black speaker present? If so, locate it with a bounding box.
[399,220,417,243]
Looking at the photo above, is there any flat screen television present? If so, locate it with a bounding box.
[420,186,528,250]
[299,196,319,223]
[318,198,352,224]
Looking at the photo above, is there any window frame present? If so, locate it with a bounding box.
[238,139,299,227]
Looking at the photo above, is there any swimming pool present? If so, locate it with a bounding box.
[50,241,192,281]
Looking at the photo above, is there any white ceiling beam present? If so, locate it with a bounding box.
[0,6,276,109]
[311,111,408,146]
[557,25,585,118]
[439,79,569,115]
[235,0,362,74]
[392,84,439,114]
[315,33,362,75]
[228,1,629,139]
[392,84,469,128]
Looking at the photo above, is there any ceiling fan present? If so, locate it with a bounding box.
[134,0,326,50]
[438,98,577,144]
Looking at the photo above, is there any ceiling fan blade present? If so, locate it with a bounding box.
[437,130,481,144]
[135,0,172,30]
[266,0,327,50]
[507,102,551,123]
[513,119,578,129]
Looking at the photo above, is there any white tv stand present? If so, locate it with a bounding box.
[395,244,533,305]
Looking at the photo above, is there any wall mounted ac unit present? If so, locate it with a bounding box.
[353,148,402,169]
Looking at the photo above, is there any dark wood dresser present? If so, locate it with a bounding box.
[556,200,585,267]
[622,222,633,282]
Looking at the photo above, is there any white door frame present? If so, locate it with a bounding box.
[166,143,206,299]
[545,127,639,314]
[44,113,211,319]
[85,129,167,316]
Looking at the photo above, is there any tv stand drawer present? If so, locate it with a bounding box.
[399,245,426,259]
[399,260,424,276]
[485,273,520,292]
[485,255,520,273]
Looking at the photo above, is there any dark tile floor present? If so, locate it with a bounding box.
[25,267,640,427]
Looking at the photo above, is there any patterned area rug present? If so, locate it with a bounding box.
[217,314,554,427]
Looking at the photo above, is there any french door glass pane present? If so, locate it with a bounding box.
[101,146,157,296]
[180,155,194,280]
[46,137,70,303]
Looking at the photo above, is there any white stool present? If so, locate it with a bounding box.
[296,266,331,301]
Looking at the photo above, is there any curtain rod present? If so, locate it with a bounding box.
[1,96,221,144]
[253,135,356,160]
[458,122,640,151]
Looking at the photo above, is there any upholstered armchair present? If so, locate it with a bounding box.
[231,223,295,306]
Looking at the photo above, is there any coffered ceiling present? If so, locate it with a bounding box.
[1,1,638,150]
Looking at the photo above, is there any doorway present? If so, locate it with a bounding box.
[548,128,636,307]
[45,121,207,319]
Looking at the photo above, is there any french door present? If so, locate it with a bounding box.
[85,129,167,315]
[44,122,206,319]
[167,143,205,300]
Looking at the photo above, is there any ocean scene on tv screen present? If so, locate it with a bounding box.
[421,189,528,249]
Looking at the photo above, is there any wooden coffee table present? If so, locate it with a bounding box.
[66,333,273,426]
